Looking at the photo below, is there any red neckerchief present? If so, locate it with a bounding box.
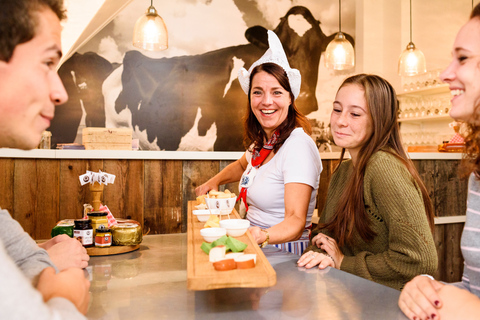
[237,130,280,211]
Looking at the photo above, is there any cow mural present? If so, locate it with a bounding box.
[48,52,114,148]
[50,6,354,151]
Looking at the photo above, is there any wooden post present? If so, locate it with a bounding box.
[89,182,104,211]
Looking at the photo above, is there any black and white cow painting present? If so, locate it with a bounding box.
[50,4,354,151]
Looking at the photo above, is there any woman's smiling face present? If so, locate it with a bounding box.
[440,18,480,124]
[330,83,373,162]
[250,71,291,139]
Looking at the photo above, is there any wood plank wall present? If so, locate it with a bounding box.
[0,157,468,282]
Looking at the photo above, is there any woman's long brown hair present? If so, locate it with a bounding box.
[320,74,435,247]
[243,63,311,153]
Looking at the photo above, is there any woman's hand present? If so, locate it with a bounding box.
[398,275,444,320]
[195,183,218,197]
[310,233,344,269]
[297,250,335,269]
[248,226,267,245]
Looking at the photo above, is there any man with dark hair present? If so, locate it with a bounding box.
[0,0,89,318]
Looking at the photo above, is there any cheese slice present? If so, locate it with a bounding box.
[203,214,220,228]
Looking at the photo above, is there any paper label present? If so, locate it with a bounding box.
[74,229,93,246]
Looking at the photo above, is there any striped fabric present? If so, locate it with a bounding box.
[272,229,311,255]
[249,220,311,255]
[460,174,480,297]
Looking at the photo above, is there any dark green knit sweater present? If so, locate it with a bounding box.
[306,151,437,290]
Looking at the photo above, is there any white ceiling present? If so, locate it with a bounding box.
[60,0,134,66]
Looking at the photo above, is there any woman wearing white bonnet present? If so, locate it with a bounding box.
[196,30,322,254]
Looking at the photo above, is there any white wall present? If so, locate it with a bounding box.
[356,0,477,92]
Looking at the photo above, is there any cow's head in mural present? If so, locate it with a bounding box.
[50,6,353,151]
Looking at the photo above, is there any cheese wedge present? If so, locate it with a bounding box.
[203,214,220,228]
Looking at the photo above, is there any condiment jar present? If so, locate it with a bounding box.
[74,219,93,247]
[95,225,112,248]
[37,131,51,149]
[87,211,108,238]
[111,222,143,246]
[51,219,74,238]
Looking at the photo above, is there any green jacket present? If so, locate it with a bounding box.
[306,151,437,290]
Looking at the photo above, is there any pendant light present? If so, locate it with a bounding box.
[324,0,355,70]
[132,0,168,51]
[398,0,426,76]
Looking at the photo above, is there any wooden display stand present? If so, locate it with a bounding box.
[187,201,276,290]
[89,182,104,211]
[86,182,140,256]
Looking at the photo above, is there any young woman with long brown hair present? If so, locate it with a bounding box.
[297,74,437,290]
[399,4,480,320]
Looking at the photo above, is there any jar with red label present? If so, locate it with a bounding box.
[95,225,112,248]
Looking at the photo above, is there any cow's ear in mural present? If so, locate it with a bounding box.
[50,3,355,152]
[245,26,269,50]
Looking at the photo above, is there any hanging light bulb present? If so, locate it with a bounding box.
[325,0,355,70]
[133,0,168,51]
[398,0,426,76]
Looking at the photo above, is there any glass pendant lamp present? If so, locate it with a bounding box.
[398,0,426,76]
[132,0,168,51]
[324,0,355,70]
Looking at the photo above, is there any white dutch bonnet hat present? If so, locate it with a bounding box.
[238,30,301,100]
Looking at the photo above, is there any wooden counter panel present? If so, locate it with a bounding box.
[187,201,276,290]
[0,157,468,282]
[59,159,88,219]
[35,160,60,239]
[0,158,14,214]
[434,160,468,217]
[13,159,37,237]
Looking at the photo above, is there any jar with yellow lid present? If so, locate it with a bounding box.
[87,211,108,238]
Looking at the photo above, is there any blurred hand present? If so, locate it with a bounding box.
[195,183,218,197]
[37,267,90,315]
[248,226,265,245]
[46,237,89,270]
[437,284,480,320]
[38,234,71,250]
[398,275,444,320]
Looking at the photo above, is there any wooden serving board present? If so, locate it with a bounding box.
[87,244,139,256]
[187,200,276,290]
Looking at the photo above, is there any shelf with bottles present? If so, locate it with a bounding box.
[398,94,451,122]
[400,121,455,150]
[398,69,450,96]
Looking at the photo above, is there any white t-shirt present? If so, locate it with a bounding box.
[241,128,322,229]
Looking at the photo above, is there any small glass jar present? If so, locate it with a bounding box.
[95,225,112,248]
[87,211,108,238]
[51,219,74,238]
[37,131,51,149]
[74,219,93,247]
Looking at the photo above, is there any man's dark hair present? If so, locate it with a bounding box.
[0,0,66,62]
